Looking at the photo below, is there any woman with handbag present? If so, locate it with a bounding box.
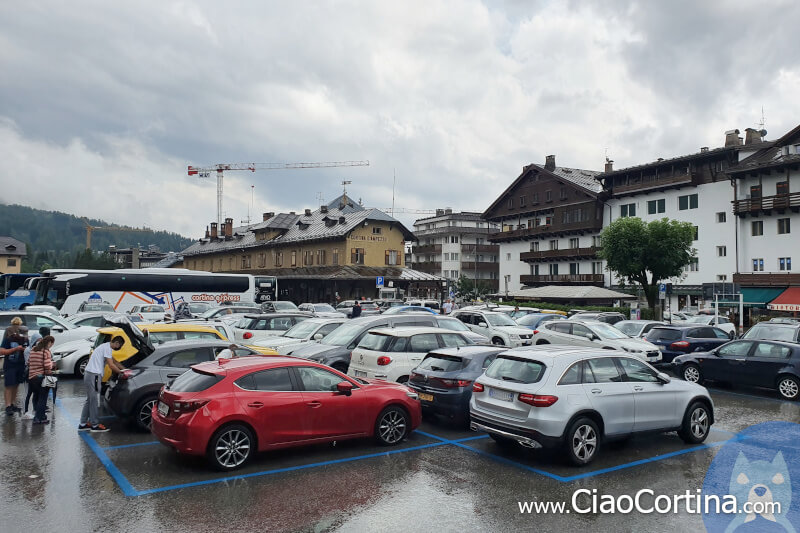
[27,335,56,425]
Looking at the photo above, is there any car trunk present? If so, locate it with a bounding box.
[101,315,155,385]
[473,356,547,421]
[409,354,470,392]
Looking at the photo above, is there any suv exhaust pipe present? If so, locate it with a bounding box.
[470,421,542,449]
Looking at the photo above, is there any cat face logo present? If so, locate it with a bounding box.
[725,451,794,532]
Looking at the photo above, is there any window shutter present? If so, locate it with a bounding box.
[385,250,390,265]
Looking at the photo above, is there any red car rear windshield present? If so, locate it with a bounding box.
[170,370,222,392]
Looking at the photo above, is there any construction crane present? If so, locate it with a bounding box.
[188,160,370,226]
[82,218,151,250]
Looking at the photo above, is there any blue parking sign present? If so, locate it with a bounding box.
[376,276,384,288]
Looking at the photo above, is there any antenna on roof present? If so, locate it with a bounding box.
[341,180,351,196]
[758,106,767,138]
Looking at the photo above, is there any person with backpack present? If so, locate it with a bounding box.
[27,336,56,425]
[1,317,28,416]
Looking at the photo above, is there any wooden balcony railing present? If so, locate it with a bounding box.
[520,274,605,285]
[460,244,499,253]
[733,272,800,286]
[732,192,800,216]
[520,246,599,262]
[610,172,701,195]
[489,221,603,243]
[460,262,499,273]
[412,244,442,255]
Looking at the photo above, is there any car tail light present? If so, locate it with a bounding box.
[670,340,690,351]
[518,393,558,407]
[243,331,253,340]
[117,369,138,380]
[172,399,209,413]
[435,378,472,388]
[377,356,392,366]
[472,382,484,392]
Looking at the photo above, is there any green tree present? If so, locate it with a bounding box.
[598,217,696,310]
[454,275,491,301]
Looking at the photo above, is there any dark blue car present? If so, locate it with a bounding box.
[407,345,505,425]
[515,313,565,331]
[644,325,730,363]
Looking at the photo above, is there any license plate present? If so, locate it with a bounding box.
[354,370,367,378]
[522,340,532,346]
[489,388,514,402]
[157,401,169,417]
[418,393,434,402]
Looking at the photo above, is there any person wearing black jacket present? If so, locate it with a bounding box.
[351,301,362,318]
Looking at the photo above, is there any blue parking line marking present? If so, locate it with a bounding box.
[134,441,450,496]
[103,441,160,451]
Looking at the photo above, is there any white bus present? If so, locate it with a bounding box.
[31,269,279,316]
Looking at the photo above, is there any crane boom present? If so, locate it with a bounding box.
[188,160,370,226]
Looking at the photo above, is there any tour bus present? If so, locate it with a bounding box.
[0,273,39,310]
[31,269,279,316]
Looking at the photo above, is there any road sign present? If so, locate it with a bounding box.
[376,276,384,288]
[659,283,666,300]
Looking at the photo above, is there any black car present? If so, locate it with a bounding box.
[673,339,800,400]
[644,325,731,363]
[741,321,800,344]
[287,313,439,372]
[407,346,504,426]
[105,339,263,430]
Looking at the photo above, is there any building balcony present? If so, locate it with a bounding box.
[488,220,603,243]
[733,272,800,287]
[460,244,499,253]
[413,226,496,238]
[460,261,499,273]
[608,172,702,197]
[732,192,800,217]
[414,262,442,274]
[520,274,605,286]
[520,246,599,263]
[412,244,442,255]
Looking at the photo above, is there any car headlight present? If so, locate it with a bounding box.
[52,350,75,361]
[510,334,520,340]
[406,391,419,400]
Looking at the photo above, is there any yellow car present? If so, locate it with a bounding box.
[94,320,276,381]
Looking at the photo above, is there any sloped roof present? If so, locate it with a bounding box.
[0,237,26,257]
[242,265,445,281]
[507,285,636,300]
[728,124,800,175]
[181,202,414,257]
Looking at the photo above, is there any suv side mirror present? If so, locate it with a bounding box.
[313,333,324,340]
[337,381,353,396]
[584,333,595,341]
[52,326,65,333]
[478,322,488,328]
[656,372,671,384]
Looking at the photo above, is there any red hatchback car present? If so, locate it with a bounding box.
[151,357,422,470]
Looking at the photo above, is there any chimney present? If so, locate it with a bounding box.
[210,222,218,239]
[445,208,452,215]
[220,222,227,237]
[724,129,741,147]
[744,128,761,145]
[544,155,556,171]
[304,208,312,216]
[700,147,709,152]
[205,226,210,238]
[224,218,233,237]
[263,212,274,222]
[338,216,346,224]
[436,209,445,216]
[604,159,614,173]
[290,211,296,215]
[320,205,328,214]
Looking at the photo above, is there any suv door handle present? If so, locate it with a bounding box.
[167,374,181,378]
[247,402,264,408]
[591,389,602,394]
[633,386,644,392]
[307,401,322,408]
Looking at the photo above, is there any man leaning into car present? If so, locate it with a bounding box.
[79,335,125,432]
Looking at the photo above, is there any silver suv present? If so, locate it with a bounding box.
[469,347,713,465]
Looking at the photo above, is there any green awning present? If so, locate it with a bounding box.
[715,287,786,308]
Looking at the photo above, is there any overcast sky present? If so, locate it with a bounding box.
[1,0,798,239]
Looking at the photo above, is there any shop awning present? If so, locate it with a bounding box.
[767,287,800,312]
[716,287,786,308]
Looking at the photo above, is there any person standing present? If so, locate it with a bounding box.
[443,299,453,315]
[2,317,28,416]
[22,326,50,420]
[27,336,55,425]
[351,301,362,318]
[79,335,125,432]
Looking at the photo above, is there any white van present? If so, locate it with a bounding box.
[347,327,474,383]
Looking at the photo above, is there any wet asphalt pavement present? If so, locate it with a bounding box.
[1,377,798,533]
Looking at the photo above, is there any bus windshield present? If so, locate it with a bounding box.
[0,273,39,310]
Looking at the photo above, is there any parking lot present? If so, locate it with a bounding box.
[1,376,798,532]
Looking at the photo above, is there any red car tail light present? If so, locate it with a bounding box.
[436,378,472,388]
[118,369,137,380]
[243,331,253,340]
[472,382,484,393]
[670,340,690,351]
[518,393,558,407]
[377,356,392,366]
[172,399,209,413]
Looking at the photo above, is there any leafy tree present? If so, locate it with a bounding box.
[454,275,491,301]
[598,217,696,310]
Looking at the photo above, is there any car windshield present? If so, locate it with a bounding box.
[418,354,465,372]
[357,332,394,351]
[485,356,545,384]
[313,304,336,313]
[485,314,517,327]
[169,370,222,392]
[200,308,222,318]
[646,328,682,341]
[687,316,712,324]
[437,318,469,332]
[320,321,365,346]
[615,322,644,336]
[742,325,798,342]
[142,306,164,312]
[188,303,212,313]
[271,301,297,311]
[284,320,321,339]
[591,323,630,339]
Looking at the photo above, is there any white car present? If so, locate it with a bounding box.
[297,303,347,318]
[252,317,346,354]
[128,304,166,322]
[22,305,62,317]
[434,316,490,344]
[232,313,312,343]
[170,319,236,341]
[680,315,736,338]
[347,326,475,383]
[65,311,128,329]
[52,336,96,376]
[451,310,533,347]
[613,320,666,339]
[0,311,98,347]
[534,319,662,363]
[470,347,714,465]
